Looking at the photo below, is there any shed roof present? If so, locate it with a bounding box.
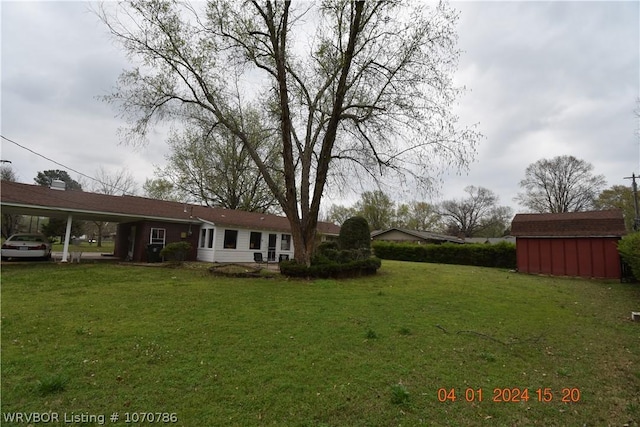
[511,210,626,237]
[0,180,340,235]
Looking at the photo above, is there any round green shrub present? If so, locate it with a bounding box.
[339,216,371,250]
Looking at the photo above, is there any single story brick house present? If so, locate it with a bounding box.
[511,209,626,279]
[371,228,464,244]
[0,180,340,262]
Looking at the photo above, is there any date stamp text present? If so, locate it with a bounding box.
[437,387,581,403]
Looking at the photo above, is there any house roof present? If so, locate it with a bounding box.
[0,180,340,235]
[371,228,464,244]
[510,210,627,238]
[463,237,516,244]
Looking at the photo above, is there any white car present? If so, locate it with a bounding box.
[1,233,52,261]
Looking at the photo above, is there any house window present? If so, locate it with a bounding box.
[281,234,291,251]
[207,229,215,248]
[224,230,238,249]
[250,232,262,249]
[200,228,206,248]
[200,229,215,249]
[150,228,166,245]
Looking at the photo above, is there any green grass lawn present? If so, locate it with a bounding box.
[1,261,639,426]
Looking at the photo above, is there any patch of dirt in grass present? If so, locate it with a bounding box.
[179,262,216,270]
[208,263,269,278]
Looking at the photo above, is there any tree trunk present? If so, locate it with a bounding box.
[289,216,317,267]
[95,221,105,247]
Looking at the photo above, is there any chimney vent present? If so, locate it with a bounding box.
[50,180,66,191]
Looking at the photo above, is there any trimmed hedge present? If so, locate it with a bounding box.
[372,241,516,269]
[280,257,382,279]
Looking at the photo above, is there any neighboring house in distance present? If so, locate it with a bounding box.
[511,209,626,279]
[0,180,340,263]
[371,228,464,244]
[463,237,516,245]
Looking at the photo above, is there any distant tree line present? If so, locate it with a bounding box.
[325,187,513,238]
[324,155,637,237]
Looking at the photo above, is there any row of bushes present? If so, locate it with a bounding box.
[371,241,516,269]
[280,257,382,279]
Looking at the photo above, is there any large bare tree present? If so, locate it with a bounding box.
[440,186,512,238]
[158,114,282,213]
[515,155,606,213]
[97,0,479,264]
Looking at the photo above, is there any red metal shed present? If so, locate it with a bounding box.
[511,210,627,279]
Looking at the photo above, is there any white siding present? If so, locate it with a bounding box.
[196,224,294,263]
[196,225,216,262]
[197,247,215,262]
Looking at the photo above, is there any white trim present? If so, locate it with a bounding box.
[197,223,216,262]
[150,228,166,245]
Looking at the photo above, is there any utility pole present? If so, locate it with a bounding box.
[624,173,640,231]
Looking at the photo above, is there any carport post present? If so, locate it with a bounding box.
[61,214,73,262]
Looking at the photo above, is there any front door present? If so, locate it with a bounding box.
[267,234,277,262]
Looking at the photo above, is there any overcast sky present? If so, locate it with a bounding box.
[1,1,639,214]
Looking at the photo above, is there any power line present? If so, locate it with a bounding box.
[0,134,135,195]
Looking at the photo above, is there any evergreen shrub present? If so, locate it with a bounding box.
[338,216,371,250]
